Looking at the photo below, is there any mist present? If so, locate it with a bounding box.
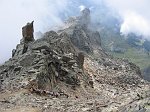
[0,0,150,63]
[104,0,150,38]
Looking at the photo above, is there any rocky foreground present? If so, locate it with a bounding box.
[0,8,150,112]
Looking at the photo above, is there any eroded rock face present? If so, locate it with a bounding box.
[22,21,34,42]
[71,27,92,53]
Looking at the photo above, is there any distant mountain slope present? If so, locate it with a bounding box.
[94,15,150,79]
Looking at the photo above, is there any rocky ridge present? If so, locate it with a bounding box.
[0,8,150,112]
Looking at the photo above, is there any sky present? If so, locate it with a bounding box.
[0,0,150,63]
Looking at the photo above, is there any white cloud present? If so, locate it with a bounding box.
[121,11,150,37]
[104,0,150,38]
[79,5,86,11]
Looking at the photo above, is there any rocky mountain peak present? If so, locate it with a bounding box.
[64,7,91,29]
[81,8,90,16]
[79,8,91,27]
[0,10,150,112]
[22,21,34,43]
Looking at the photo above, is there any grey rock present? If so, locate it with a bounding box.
[22,21,34,42]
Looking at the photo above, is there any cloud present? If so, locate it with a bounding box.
[79,5,86,11]
[120,11,150,37]
[104,0,150,38]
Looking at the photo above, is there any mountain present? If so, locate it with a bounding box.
[0,8,150,112]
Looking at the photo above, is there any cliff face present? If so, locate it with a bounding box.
[0,9,150,112]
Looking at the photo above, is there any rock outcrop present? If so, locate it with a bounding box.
[22,21,34,42]
[0,8,150,112]
[12,21,35,57]
[79,8,91,28]
[59,8,102,56]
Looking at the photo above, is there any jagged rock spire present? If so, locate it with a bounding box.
[81,8,90,17]
[22,21,34,43]
[79,8,91,27]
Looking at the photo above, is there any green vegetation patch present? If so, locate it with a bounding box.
[110,47,150,70]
